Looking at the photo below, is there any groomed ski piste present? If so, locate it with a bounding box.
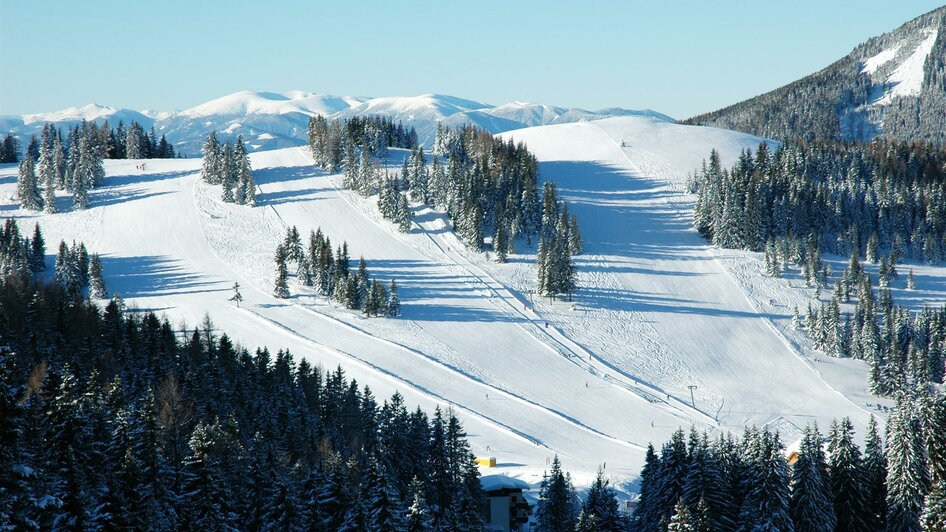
[1,116,903,492]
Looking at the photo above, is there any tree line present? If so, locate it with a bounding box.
[12,120,176,164]
[273,225,400,317]
[692,140,946,264]
[624,390,945,532]
[0,240,480,530]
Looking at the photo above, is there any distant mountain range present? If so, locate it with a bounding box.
[0,91,672,156]
[686,6,946,143]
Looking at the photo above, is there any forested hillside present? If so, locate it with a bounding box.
[0,220,484,530]
[686,7,946,144]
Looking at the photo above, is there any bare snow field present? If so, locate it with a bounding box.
[0,116,903,491]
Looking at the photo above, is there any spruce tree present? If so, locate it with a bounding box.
[221,142,235,203]
[406,477,433,532]
[535,455,578,532]
[88,254,107,299]
[738,430,792,531]
[386,280,401,317]
[201,132,222,184]
[583,465,622,531]
[493,223,508,263]
[273,245,290,299]
[17,157,42,211]
[826,418,867,532]
[668,498,695,532]
[886,397,930,532]
[789,424,835,531]
[921,479,946,532]
[29,223,45,273]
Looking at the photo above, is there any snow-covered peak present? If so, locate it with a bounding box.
[178,90,360,118]
[341,93,490,119]
[24,103,116,125]
[22,103,154,128]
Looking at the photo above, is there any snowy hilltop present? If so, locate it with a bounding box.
[0,90,673,157]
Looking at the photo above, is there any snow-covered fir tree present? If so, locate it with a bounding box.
[789,423,836,531]
[534,455,578,532]
[667,498,694,532]
[886,396,930,532]
[201,132,222,184]
[16,157,42,211]
[826,417,867,531]
[273,244,290,299]
[88,254,107,299]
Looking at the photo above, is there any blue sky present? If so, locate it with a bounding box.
[1,1,943,118]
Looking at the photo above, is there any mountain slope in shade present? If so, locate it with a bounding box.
[2,91,672,156]
[686,6,946,143]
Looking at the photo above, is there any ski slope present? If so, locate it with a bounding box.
[0,116,882,490]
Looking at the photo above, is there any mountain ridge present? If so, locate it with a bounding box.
[685,6,946,143]
[1,90,673,156]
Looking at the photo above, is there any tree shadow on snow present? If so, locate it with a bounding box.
[253,165,321,186]
[99,255,229,298]
[256,188,325,206]
[105,168,196,188]
[538,160,703,257]
[91,188,173,209]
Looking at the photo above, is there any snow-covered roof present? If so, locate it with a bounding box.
[481,474,530,492]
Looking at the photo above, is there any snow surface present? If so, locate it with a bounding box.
[178,90,363,118]
[481,475,530,492]
[21,104,153,128]
[861,46,900,75]
[874,29,938,104]
[0,116,888,491]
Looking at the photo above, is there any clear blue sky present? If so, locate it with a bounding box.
[1,0,943,118]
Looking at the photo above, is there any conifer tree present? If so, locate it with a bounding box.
[273,245,290,299]
[17,157,42,211]
[493,223,508,263]
[886,397,930,532]
[406,477,433,532]
[583,465,622,531]
[789,424,835,531]
[29,223,45,273]
[922,479,946,532]
[221,142,235,203]
[633,444,661,531]
[575,509,598,532]
[386,280,401,317]
[535,455,578,532]
[201,132,222,184]
[396,193,412,233]
[88,254,107,299]
[668,498,695,532]
[826,418,866,531]
[738,430,792,531]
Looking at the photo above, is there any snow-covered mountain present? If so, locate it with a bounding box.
[1,90,672,156]
[0,115,888,487]
[687,5,946,143]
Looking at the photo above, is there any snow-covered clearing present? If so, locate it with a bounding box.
[871,28,939,105]
[0,116,891,491]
